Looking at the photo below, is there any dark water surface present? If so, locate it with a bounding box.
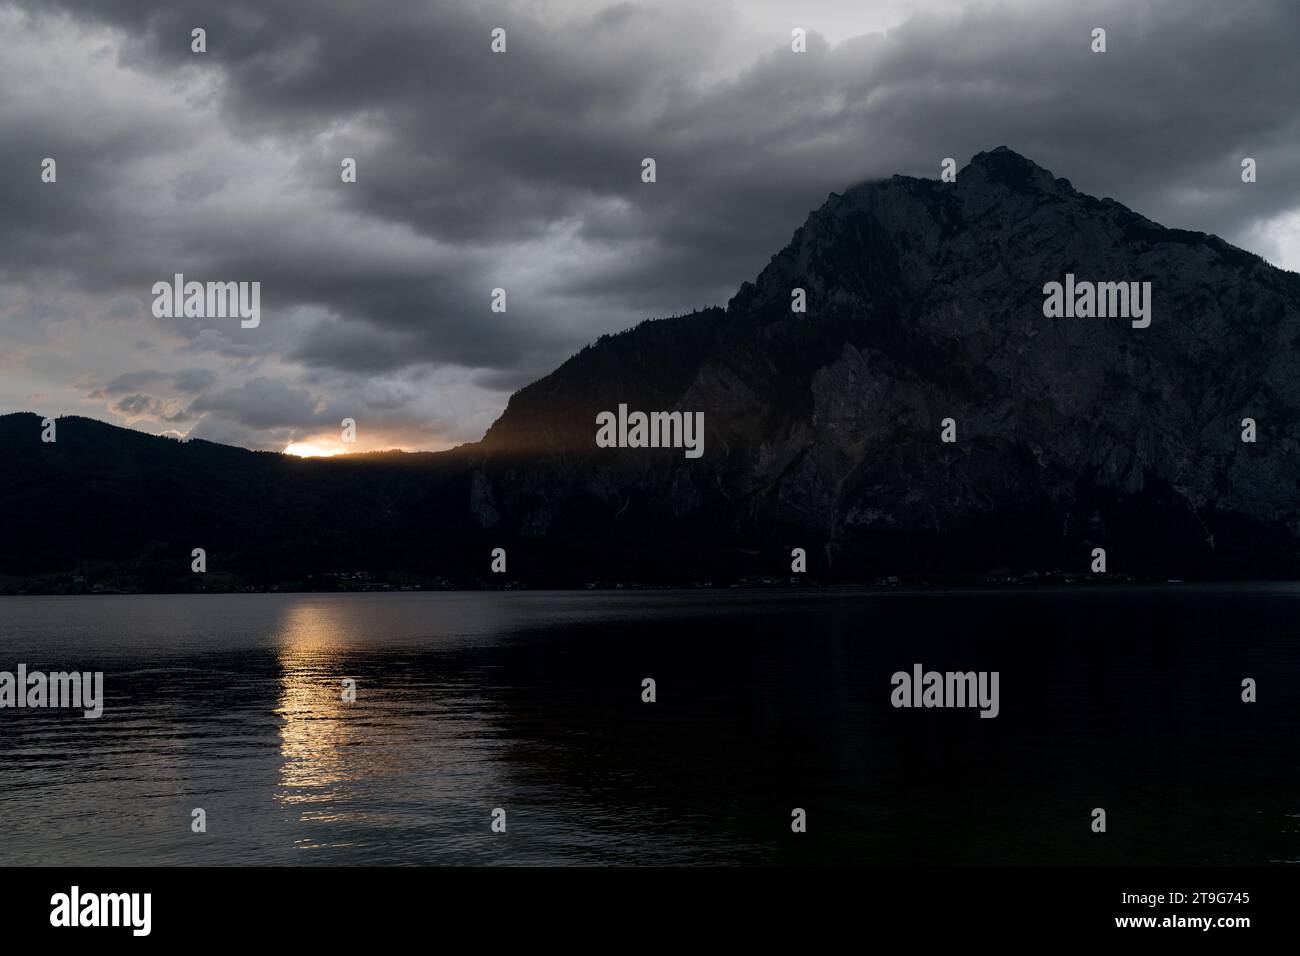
[0,587,1296,866]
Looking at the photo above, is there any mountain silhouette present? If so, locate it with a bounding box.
[5,147,1299,591]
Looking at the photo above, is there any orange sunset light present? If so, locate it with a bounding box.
[283,440,345,458]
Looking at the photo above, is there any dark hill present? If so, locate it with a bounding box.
[0,413,477,590]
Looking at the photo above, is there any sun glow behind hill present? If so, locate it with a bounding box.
[283,441,345,458]
[281,436,449,457]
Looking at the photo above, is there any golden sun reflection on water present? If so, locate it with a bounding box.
[268,596,512,854]
[273,602,371,822]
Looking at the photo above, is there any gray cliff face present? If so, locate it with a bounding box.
[472,148,1300,579]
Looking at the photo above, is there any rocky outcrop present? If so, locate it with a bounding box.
[470,147,1300,580]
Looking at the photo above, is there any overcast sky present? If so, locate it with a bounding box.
[2,0,1297,454]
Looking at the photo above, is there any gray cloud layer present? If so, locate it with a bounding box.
[1,0,1297,451]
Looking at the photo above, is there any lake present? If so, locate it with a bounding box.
[0,586,1296,865]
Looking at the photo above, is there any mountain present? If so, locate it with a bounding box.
[470,147,1300,582]
[4,147,1299,591]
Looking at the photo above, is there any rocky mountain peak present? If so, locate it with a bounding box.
[471,149,1300,582]
[962,145,1071,193]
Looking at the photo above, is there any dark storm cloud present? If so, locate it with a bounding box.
[172,367,218,393]
[89,367,217,400]
[2,0,1299,448]
[113,393,181,419]
[113,394,156,415]
[187,376,330,430]
[287,321,428,376]
[93,370,166,396]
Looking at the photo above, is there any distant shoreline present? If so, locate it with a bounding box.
[3,578,1297,598]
